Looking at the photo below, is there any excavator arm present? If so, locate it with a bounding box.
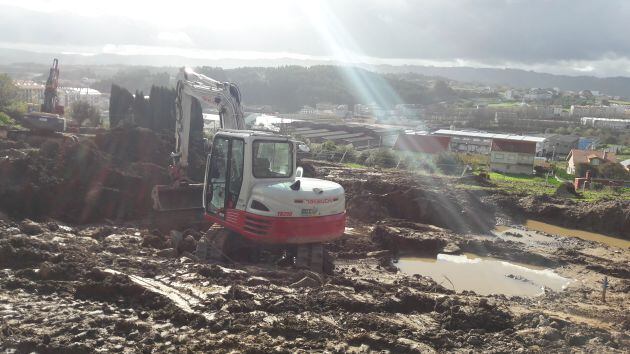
[171,67,245,181]
[42,58,61,114]
[151,68,245,228]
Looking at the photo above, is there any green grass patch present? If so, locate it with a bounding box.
[580,187,630,202]
[487,171,560,196]
[487,101,521,108]
[486,171,630,201]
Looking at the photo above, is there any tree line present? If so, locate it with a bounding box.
[101,65,459,114]
[197,65,458,112]
[108,84,202,142]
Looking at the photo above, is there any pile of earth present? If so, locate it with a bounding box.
[0,127,175,223]
[310,162,497,234]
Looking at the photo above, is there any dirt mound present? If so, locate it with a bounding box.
[343,176,495,233]
[554,181,580,198]
[0,127,172,223]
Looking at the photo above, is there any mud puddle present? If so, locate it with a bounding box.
[397,253,571,297]
[525,220,630,249]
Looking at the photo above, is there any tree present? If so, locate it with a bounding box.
[71,101,100,127]
[0,74,18,110]
[133,90,149,127]
[109,84,134,128]
[432,80,456,100]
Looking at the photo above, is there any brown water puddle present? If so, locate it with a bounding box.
[397,253,571,297]
[525,220,630,249]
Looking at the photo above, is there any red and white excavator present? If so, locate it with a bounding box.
[152,68,346,272]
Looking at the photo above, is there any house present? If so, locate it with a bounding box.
[394,134,451,154]
[490,139,537,174]
[620,159,630,172]
[566,149,617,177]
[539,134,579,158]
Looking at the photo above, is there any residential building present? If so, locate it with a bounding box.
[620,159,630,172]
[59,87,107,110]
[571,105,629,118]
[539,134,580,158]
[433,129,546,155]
[393,134,451,154]
[490,139,537,174]
[523,88,553,101]
[14,80,44,105]
[581,117,630,130]
[578,137,599,150]
[299,105,315,115]
[566,149,617,177]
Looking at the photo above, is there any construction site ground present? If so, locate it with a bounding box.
[0,128,628,353]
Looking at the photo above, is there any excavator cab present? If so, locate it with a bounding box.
[202,130,345,246]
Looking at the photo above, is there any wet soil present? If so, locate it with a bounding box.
[0,137,628,352]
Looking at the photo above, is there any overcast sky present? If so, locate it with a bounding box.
[1,0,629,76]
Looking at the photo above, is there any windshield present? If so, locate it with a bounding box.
[252,140,292,178]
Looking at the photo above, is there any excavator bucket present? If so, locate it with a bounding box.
[150,183,209,232]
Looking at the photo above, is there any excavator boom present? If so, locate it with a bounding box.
[151,68,245,229]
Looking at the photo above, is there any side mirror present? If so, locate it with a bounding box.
[296,166,304,178]
[297,143,310,153]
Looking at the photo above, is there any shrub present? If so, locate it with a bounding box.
[365,148,397,168]
[435,152,463,175]
[0,111,15,126]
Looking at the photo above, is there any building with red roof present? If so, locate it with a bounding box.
[566,149,617,177]
[393,134,451,154]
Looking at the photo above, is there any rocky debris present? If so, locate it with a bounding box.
[371,222,451,256]
[19,219,43,235]
[156,248,177,258]
[0,217,628,353]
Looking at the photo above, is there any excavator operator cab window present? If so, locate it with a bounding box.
[252,141,292,178]
[207,137,245,216]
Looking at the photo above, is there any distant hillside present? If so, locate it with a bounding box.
[0,48,330,68]
[377,65,630,99]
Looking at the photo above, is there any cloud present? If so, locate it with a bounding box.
[1,0,630,76]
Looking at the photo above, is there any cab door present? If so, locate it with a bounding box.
[204,137,244,218]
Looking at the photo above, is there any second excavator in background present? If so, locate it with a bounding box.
[152,68,346,273]
[18,58,66,133]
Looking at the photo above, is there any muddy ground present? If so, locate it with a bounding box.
[1,130,629,352]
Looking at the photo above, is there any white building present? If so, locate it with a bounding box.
[433,129,546,155]
[14,80,45,105]
[581,117,630,130]
[299,105,315,115]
